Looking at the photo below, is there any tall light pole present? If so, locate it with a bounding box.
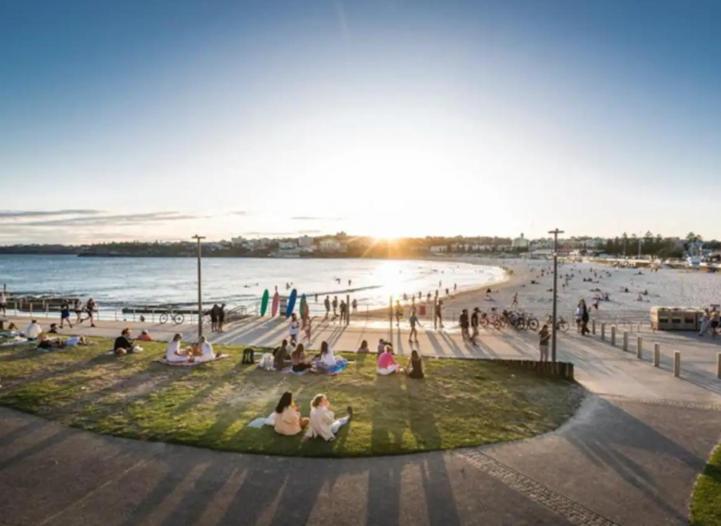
[192,235,206,338]
[548,228,564,363]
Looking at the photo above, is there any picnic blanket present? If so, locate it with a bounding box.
[154,354,229,367]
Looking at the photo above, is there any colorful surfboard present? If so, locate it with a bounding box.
[285,288,297,318]
[300,294,308,318]
[271,289,280,317]
[260,289,270,316]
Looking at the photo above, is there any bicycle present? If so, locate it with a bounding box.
[159,309,185,325]
[544,314,569,332]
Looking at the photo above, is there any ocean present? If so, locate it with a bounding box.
[0,255,505,314]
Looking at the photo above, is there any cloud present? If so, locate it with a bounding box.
[291,216,342,221]
[0,209,101,219]
[15,211,199,227]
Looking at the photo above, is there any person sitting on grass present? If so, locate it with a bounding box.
[114,328,141,356]
[191,336,220,362]
[377,344,400,375]
[291,343,313,373]
[273,391,309,436]
[406,350,424,379]
[137,330,153,342]
[314,340,339,372]
[165,333,189,363]
[273,339,292,370]
[305,393,352,442]
[357,339,370,353]
[23,320,43,340]
[376,338,386,355]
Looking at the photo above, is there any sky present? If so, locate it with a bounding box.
[1,0,720,244]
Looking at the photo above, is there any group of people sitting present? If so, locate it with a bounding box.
[0,320,89,350]
[271,391,352,441]
[163,332,223,363]
[357,338,425,378]
[270,340,347,374]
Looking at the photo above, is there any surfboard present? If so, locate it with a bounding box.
[285,288,297,318]
[271,290,280,317]
[260,289,270,316]
[300,294,308,318]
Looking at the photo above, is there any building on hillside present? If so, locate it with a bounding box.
[512,233,530,250]
[318,238,347,253]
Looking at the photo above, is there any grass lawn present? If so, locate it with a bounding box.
[0,337,584,457]
[691,444,721,526]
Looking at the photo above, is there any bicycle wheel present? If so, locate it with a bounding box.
[559,320,569,332]
[173,313,185,325]
[159,313,169,324]
[528,318,539,331]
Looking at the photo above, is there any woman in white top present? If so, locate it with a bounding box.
[305,393,353,442]
[315,340,337,371]
[194,336,217,362]
[288,313,300,345]
[165,333,189,363]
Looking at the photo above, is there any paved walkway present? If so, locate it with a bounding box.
[2,316,721,525]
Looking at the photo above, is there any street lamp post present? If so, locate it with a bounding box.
[548,228,564,363]
[192,235,206,338]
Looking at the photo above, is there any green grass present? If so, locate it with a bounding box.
[691,444,721,526]
[0,337,584,457]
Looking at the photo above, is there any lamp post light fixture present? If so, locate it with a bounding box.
[192,234,206,338]
[548,228,564,363]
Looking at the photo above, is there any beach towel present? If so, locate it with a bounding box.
[0,337,30,347]
[325,358,349,375]
[154,354,229,367]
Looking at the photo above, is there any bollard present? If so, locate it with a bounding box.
[611,326,616,347]
[636,337,643,359]
[717,353,721,380]
[673,351,681,377]
[592,319,596,335]
[654,343,660,367]
[601,323,606,341]
[623,331,628,351]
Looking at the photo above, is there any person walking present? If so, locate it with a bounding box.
[209,304,219,332]
[435,299,444,329]
[459,309,470,340]
[332,296,338,319]
[0,287,6,317]
[470,307,480,345]
[394,300,403,327]
[580,299,590,335]
[408,308,421,343]
[218,303,226,333]
[324,296,331,319]
[60,302,72,329]
[538,324,550,362]
[84,298,97,328]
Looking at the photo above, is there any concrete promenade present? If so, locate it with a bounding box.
[2,314,721,524]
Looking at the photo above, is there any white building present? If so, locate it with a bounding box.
[512,233,530,249]
[318,238,347,253]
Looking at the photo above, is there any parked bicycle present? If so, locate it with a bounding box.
[159,309,185,325]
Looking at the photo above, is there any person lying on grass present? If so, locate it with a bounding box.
[273,391,309,436]
[405,350,424,379]
[304,393,352,442]
[36,334,89,350]
[165,333,191,363]
[377,344,400,375]
[114,328,143,356]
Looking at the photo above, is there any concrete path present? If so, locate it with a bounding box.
[2,317,721,525]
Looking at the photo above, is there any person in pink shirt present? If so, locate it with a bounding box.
[377,344,400,375]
